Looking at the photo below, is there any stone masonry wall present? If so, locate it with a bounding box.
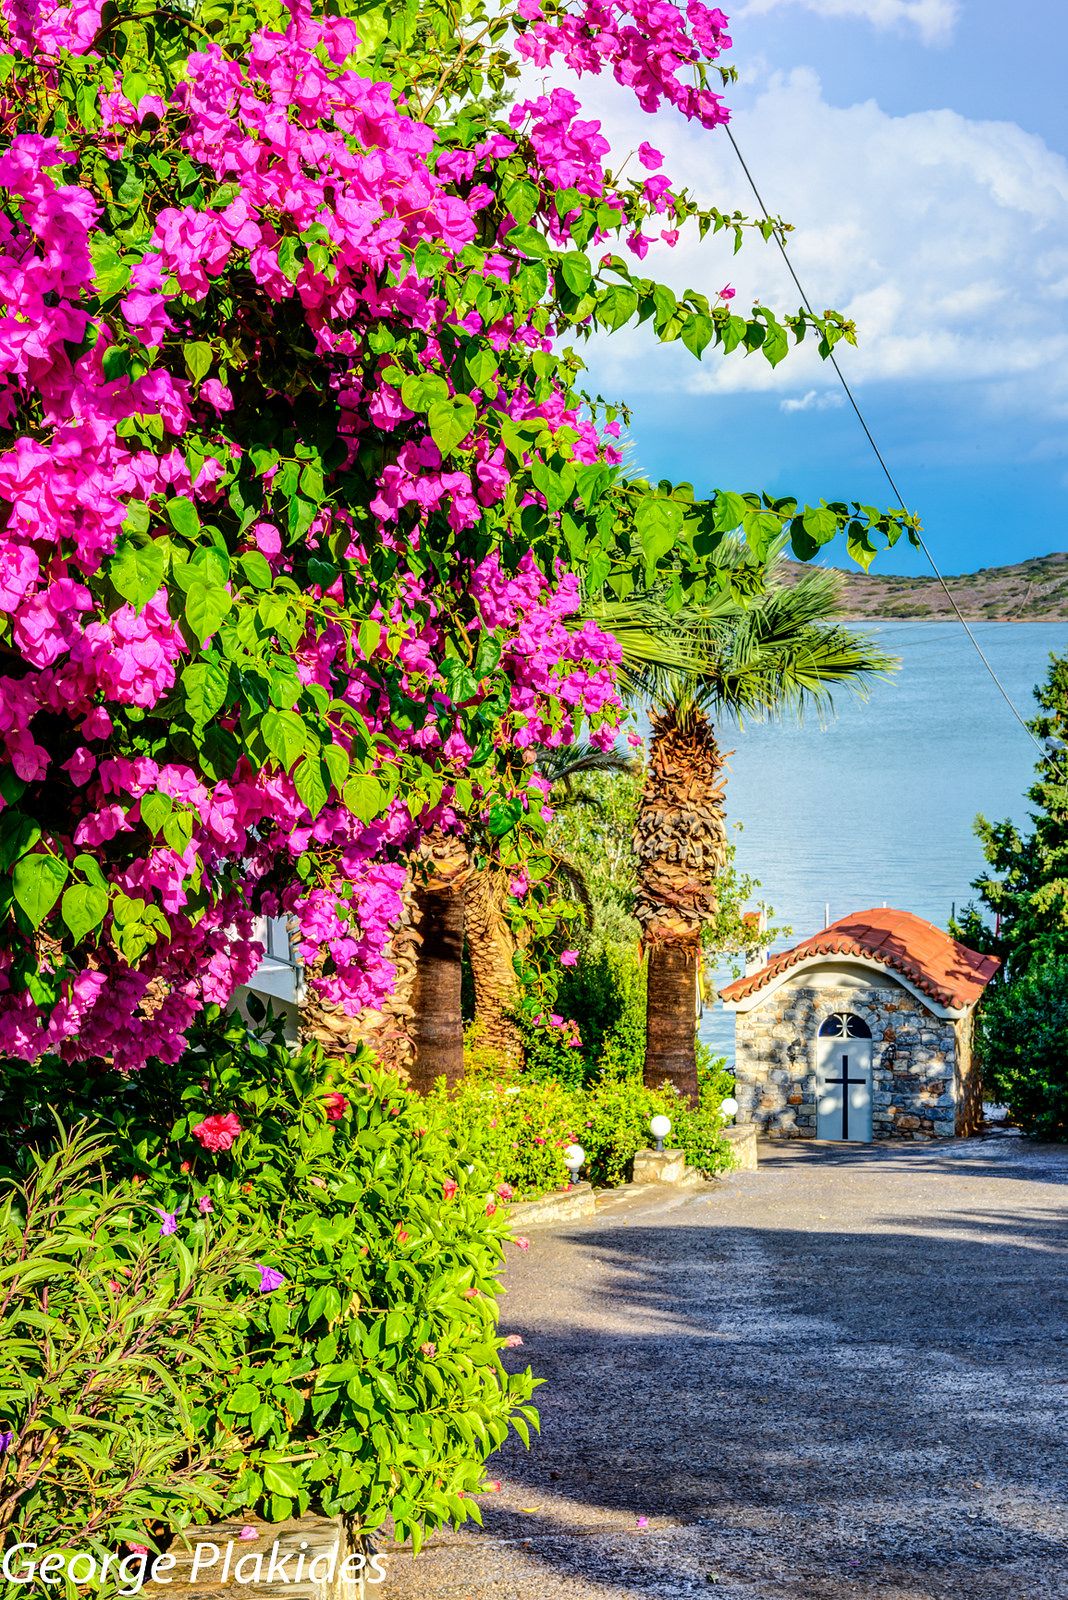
[733,970,959,1141]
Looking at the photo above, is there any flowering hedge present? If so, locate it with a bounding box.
[430,1033,734,1195]
[0,1019,540,1548]
[0,0,918,1073]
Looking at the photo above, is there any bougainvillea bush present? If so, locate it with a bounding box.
[0,0,918,1073]
[0,1018,538,1548]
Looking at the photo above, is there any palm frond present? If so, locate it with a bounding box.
[542,851,595,925]
[581,549,897,726]
[537,742,639,792]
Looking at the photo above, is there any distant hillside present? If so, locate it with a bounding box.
[780,552,1068,622]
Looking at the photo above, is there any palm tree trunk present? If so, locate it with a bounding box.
[644,935,700,1102]
[408,878,466,1091]
[406,831,472,1092]
[464,867,523,1064]
[634,703,728,1106]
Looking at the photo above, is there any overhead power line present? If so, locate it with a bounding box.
[723,124,1046,758]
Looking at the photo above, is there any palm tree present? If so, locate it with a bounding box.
[593,545,895,1103]
[396,545,891,1096]
[464,744,637,1061]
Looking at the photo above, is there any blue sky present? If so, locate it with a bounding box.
[567,0,1068,574]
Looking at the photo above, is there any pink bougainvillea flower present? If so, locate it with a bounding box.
[627,733,643,748]
[420,1341,437,1358]
[155,1209,178,1237]
[128,1544,149,1556]
[486,1201,497,1216]
[636,1516,649,1529]
[638,141,663,168]
[462,1287,479,1299]
[560,949,578,967]
[191,1113,242,1153]
[503,1333,524,1348]
[443,1178,458,1199]
[255,1264,285,1294]
[323,1092,348,1122]
[513,1237,530,1251]
[508,872,529,898]
[0,1431,15,1454]
[238,1527,258,1541]
[717,284,736,300]
[197,1196,214,1214]
[497,1184,514,1201]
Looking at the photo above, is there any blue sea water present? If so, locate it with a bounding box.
[699,622,1068,1064]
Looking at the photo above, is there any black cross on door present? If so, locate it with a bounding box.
[823,1052,867,1140]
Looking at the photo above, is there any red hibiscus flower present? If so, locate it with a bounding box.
[191,1112,243,1152]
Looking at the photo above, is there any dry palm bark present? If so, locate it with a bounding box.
[299,832,472,1089]
[464,865,523,1065]
[298,882,420,1080]
[634,703,728,1103]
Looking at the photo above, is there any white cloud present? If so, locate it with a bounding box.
[566,65,1068,422]
[737,0,959,46]
[780,389,846,412]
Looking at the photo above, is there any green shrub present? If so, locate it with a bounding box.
[0,1125,253,1572]
[978,959,1068,1139]
[516,939,647,1090]
[0,1014,540,1551]
[582,1063,666,1187]
[672,1050,739,1178]
[429,1044,585,1196]
[434,1032,736,1196]
[555,943,647,1081]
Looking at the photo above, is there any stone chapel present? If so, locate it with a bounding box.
[719,908,1000,1142]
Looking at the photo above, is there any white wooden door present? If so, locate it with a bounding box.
[816,1013,873,1142]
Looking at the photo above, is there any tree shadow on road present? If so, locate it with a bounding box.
[458,1203,1068,1600]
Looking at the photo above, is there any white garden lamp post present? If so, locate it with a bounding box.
[649,1114,671,1153]
[563,1143,585,1186]
[720,1096,738,1124]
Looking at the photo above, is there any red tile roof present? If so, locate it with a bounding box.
[720,908,1000,1012]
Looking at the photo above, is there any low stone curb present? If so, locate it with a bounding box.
[723,1123,759,1169]
[506,1181,596,1228]
[506,1133,759,1228]
[141,1516,384,1598]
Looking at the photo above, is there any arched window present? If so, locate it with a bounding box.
[818,1011,872,1040]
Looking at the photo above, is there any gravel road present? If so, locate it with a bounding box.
[386,1136,1068,1600]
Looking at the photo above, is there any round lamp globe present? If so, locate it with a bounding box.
[649,1114,672,1143]
[563,1143,585,1171]
[720,1097,739,1120]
